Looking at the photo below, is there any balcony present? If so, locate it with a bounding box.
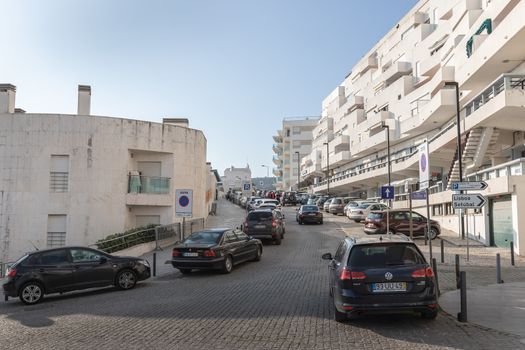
[341,94,364,114]
[272,155,282,165]
[126,175,172,206]
[383,61,412,85]
[272,144,282,154]
[357,56,378,75]
[273,134,283,143]
[332,134,350,154]
[330,151,351,167]
[367,111,393,130]
[273,168,283,177]
[412,11,429,26]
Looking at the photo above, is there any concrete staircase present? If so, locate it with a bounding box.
[446,127,500,190]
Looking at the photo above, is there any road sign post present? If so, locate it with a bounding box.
[381,186,394,235]
[176,189,193,217]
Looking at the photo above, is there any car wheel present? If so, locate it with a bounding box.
[429,228,439,240]
[221,255,233,274]
[179,268,192,274]
[19,281,44,305]
[115,269,137,290]
[333,301,346,323]
[274,235,282,245]
[421,308,438,319]
[253,246,262,261]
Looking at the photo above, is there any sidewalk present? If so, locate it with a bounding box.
[139,199,246,277]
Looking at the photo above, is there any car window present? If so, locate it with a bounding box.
[70,249,105,263]
[224,231,238,243]
[410,212,424,220]
[234,230,249,241]
[369,205,379,210]
[302,205,318,212]
[184,231,222,244]
[357,203,372,209]
[332,199,342,204]
[334,241,347,262]
[368,212,384,220]
[348,244,425,267]
[39,249,69,265]
[393,212,408,220]
[247,211,273,221]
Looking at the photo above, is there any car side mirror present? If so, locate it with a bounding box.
[321,253,333,260]
[99,256,108,264]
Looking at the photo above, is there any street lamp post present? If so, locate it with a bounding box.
[323,142,330,196]
[294,152,300,191]
[381,122,391,234]
[444,81,465,240]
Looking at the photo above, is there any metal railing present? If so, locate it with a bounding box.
[50,172,68,192]
[128,175,170,194]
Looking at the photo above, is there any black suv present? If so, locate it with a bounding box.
[322,235,438,322]
[243,209,284,245]
[281,192,297,206]
[3,246,150,305]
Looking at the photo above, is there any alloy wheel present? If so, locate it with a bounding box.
[21,283,43,305]
[118,270,137,290]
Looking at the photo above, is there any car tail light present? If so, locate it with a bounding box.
[412,267,434,278]
[342,305,354,311]
[203,250,216,257]
[172,249,180,257]
[6,268,17,278]
[272,220,277,228]
[340,268,366,280]
[243,221,248,232]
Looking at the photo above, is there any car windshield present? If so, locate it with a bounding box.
[368,212,384,219]
[357,203,373,209]
[332,199,342,204]
[302,205,318,212]
[349,244,425,268]
[264,200,279,205]
[248,211,273,221]
[184,231,222,244]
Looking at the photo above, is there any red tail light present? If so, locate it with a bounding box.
[203,249,216,257]
[172,249,180,257]
[272,220,277,228]
[412,267,434,278]
[243,221,248,233]
[340,268,366,280]
[6,268,17,278]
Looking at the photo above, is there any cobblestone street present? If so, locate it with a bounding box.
[0,200,524,350]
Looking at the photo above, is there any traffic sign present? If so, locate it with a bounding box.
[176,189,193,217]
[452,193,486,209]
[381,186,394,200]
[451,181,488,191]
[411,191,427,200]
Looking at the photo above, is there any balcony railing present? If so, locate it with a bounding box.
[128,175,170,194]
[465,75,525,117]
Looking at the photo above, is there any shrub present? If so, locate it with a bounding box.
[96,224,158,253]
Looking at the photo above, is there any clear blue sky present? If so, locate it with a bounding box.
[2,0,417,177]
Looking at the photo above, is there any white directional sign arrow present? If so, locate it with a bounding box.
[451,181,488,191]
[452,193,487,209]
[385,188,391,196]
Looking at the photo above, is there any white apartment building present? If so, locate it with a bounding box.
[303,0,525,255]
[0,84,215,262]
[272,117,319,191]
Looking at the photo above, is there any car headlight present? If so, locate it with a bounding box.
[137,259,150,267]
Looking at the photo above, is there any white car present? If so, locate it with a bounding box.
[347,202,389,222]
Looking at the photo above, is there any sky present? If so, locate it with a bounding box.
[1,0,418,178]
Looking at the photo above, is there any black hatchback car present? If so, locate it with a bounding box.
[2,246,150,305]
[243,209,284,245]
[322,235,438,322]
[170,228,263,274]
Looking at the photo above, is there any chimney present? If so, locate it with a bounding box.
[163,117,189,128]
[77,85,91,115]
[0,84,16,114]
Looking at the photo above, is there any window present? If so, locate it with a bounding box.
[292,127,301,135]
[432,204,443,216]
[50,155,69,192]
[47,215,67,248]
[286,129,291,137]
[334,242,347,262]
[348,244,425,268]
[70,249,105,263]
[184,231,222,244]
[39,250,69,265]
[234,230,249,241]
[224,231,238,243]
[392,212,408,221]
[445,203,457,215]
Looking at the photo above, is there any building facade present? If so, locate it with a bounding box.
[252,177,277,191]
[0,84,213,262]
[303,0,525,255]
[222,165,252,192]
[272,117,319,191]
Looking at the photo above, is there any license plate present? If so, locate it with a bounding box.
[308,213,316,216]
[254,225,265,229]
[183,252,198,257]
[372,282,406,292]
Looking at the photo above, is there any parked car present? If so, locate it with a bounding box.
[307,198,318,205]
[328,197,350,215]
[323,198,335,212]
[315,196,329,207]
[321,235,438,322]
[170,228,262,274]
[246,196,262,211]
[364,210,440,239]
[243,209,285,245]
[296,205,323,224]
[2,246,151,305]
[281,192,297,206]
[347,202,389,222]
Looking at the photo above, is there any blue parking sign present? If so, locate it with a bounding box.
[381,186,394,199]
